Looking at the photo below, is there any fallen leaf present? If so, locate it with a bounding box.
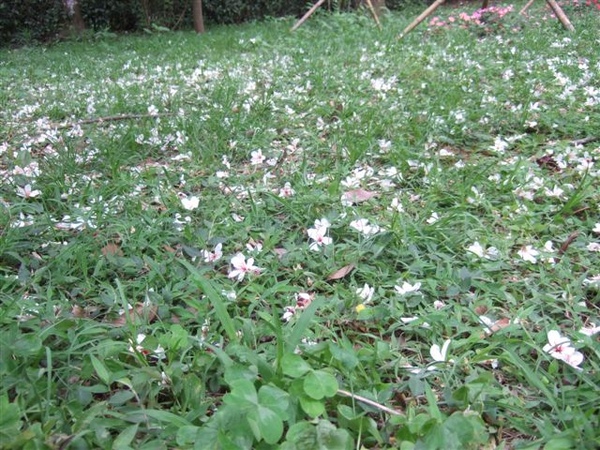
[489,317,510,333]
[101,242,123,257]
[327,263,356,281]
[342,189,378,205]
[112,302,157,326]
[474,305,488,316]
[72,305,85,318]
[273,248,288,258]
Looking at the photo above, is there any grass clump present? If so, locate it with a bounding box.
[1,4,599,449]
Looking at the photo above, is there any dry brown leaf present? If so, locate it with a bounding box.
[72,305,85,318]
[101,242,123,257]
[474,305,488,316]
[273,248,288,258]
[327,263,356,281]
[112,302,157,326]
[488,318,510,334]
[342,189,378,205]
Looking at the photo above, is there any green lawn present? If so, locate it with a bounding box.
[1,3,599,449]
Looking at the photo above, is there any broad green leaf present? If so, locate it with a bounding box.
[316,420,353,450]
[299,396,325,418]
[281,353,312,378]
[90,354,111,385]
[224,363,258,386]
[225,379,258,407]
[176,425,201,446]
[112,423,138,449]
[544,437,577,450]
[284,421,318,449]
[304,370,338,400]
[12,333,42,357]
[258,385,290,418]
[337,404,360,421]
[303,371,325,400]
[108,390,135,406]
[314,370,339,397]
[255,405,284,444]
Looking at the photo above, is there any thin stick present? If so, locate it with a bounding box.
[54,112,174,129]
[364,0,382,30]
[571,136,599,146]
[291,0,326,32]
[558,231,579,256]
[337,389,404,416]
[545,0,574,31]
[519,0,536,15]
[399,0,446,39]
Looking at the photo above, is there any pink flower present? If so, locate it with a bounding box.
[518,245,539,263]
[307,219,332,251]
[543,330,584,370]
[16,184,41,199]
[228,253,261,281]
[201,243,223,263]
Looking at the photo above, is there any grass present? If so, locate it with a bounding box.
[1,3,599,449]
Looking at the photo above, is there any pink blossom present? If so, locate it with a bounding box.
[228,253,261,281]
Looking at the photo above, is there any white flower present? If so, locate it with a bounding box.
[518,245,539,263]
[395,282,421,295]
[426,212,439,224]
[579,324,600,337]
[378,139,392,153]
[16,184,41,198]
[314,218,331,230]
[201,243,223,263]
[388,197,404,213]
[180,195,200,210]
[544,185,565,198]
[349,219,381,236]
[228,253,261,281]
[282,306,296,322]
[430,339,451,363]
[467,242,485,258]
[250,149,266,165]
[356,284,374,303]
[543,330,584,371]
[278,182,295,198]
[492,136,509,153]
[583,274,600,287]
[222,290,237,301]
[586,243,600,252]
[433,300,445,310]
[307,226,332,251]
[147,105,159,116]
[128,333,165,359]
[593,223,600,234]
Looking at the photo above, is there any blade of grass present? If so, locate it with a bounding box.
[179,259,239,342]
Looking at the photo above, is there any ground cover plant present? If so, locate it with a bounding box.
[1,2,599,449]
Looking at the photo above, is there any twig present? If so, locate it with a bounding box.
[558,231,579,256]
[364,0,382,30]
[571,136,599,146]
[336,389,404,416]
[291,0,326,32]
[519,0,536,15]
[398,0,446,39]
[545,0,574,31]
[54,112,174,129]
